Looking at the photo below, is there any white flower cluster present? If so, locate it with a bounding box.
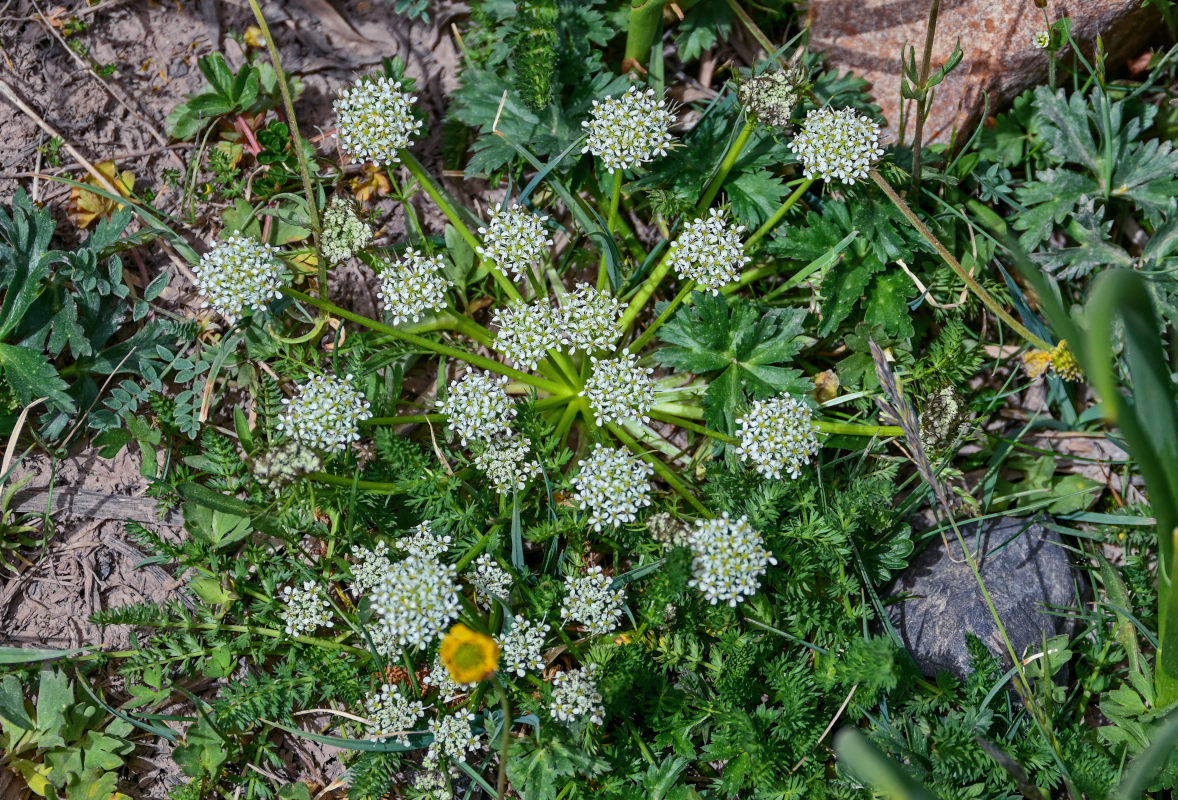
[477,204,554,280]
[498,615,550,677]
[493,302,559,371]
[571,444,653,531]
[363,684,425,745]
[375,248,454,326]
[687,514,776,607]
[581,354,655,426]
[424,653,474,703]
[473,436,541,495]
[438,371,517,446]
[549,664,604,725]
[193,233,285,323]
[413,771,450,800]
[424,711,481,770]
[561,566,626,635]
[582,86,674,173]
[373,553,461,649]
[734,393,820,480]
[469,553,513,610]
[350,541,391,596]
[278,373,372,454]
[334,76,422,166]
[789,106,884,185]
[395,521,453,560]
[558,284,622,353]
[251,441,322,490]
[279,581,333,636]
[321,195,373,263]
[668,209,751,294]
[738,65,805,129]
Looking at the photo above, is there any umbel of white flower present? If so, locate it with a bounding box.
[333,76,422,167]
[350,540,392,596]
[279,581,333,636]
[474,436,541,495]
[581,85,675,173]
[251,441,322,490]
[321,195,373,263]
[363,683,425,746]
[493,302,559,371]
[581,353,655,426]
[395,521,453,560]
[687,513,777,607]
[193,233,285,323]
[424,712,481,770]
[469,552,513,610]
[438,370,517,446]
[734,393,820,480]
[278,373,372,454]
[558,284,622,353]
[789,106,885,185]
[560,566,626,635]
[571,444,653,531]
[477,204,554,280]
[375,248,454,326]
[373,552,461,649]
[549,664,605,725]
[668,208,751,294]
[498,615,550,677]
[738,64,806,129]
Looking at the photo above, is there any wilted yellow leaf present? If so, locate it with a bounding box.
[243,26,265,48]
[67,160,134,229]
[350,163,390,204]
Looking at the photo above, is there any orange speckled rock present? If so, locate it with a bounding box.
[808,0,1156,145]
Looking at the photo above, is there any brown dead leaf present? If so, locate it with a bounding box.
[813,370,840,404]
[67,160,134,229]
[350,163,390,204]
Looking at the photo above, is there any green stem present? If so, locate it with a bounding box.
[746,178,814,247]
[598,170,625,291]
[648,410,737,443]
[364,414,445,425]
[815,420,903,437]
[496,683,511,800]
[908,0,942,198]
[870,169,1052,350]
[132,619,366,655]
[607,423,711,516]
[623,0,667,71]
[698,119,755,214]
[246,0,322,289]
[399,149,522,303]
[629,281,695,353]
[282,287,567,395]
[619,249,673,334]
[553,399,581,443]
[307,472,403,493]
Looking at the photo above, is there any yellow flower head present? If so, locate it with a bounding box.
[1049,340,1083,382]
[440,624,500,684]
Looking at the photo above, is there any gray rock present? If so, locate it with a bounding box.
[887,516,1079,679]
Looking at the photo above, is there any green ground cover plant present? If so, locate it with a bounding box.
[4,1,1178,799]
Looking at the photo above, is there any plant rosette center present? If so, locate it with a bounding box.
[440,623,500,683]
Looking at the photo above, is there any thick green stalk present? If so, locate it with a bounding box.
[815,420,904,437]
[282,287,567,395]
[746,178,815,247]
[598,170,625,290]
[648,410,737,442]
[697,119,755,214]
[870,169,1052,350]
[307,472,404,493]
[629,281,695,353]
[608,423,710,516]
[623,0,667,71]
[619,249,674,334]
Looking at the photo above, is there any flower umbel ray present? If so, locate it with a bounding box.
[441,623,501,684]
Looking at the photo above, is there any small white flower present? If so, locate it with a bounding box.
[279,581,333,636]
[561,566,626,635]
[493,302,560,371]
[413,771,450,800]
[395,521,453,561]
[251,441,322,490]
[668,209,750,294]
[193,233,285,323]
[424,711,481,770]
[321,195,373,263]
[469,553,513,610]
[498,615,550,677]
[581,354,655,426]
[687,513,776,607]
[278,373,372,454]
[582,86,675,173]
[738,65,806,129]
[1033,30,1051,49]
[789,106,884,185]
[438,371,517,446]
[423,652,475,703]
[549,664,604,725]
[557,284,622,353]
[572,444,653,531]
[373,553,461,649]
[363,683,425,745]
[477,204,553,280]
[350,541,392,596]
[735,393,820,480]
[334,76,422,166]
[375,248,453,325]
[474,436,541,495]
